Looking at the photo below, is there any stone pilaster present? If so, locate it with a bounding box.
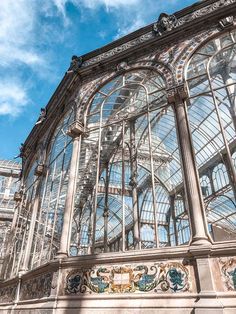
[56,121,84,258]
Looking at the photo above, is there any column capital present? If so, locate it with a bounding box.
[67,120,86,138]
[167,84,188,104]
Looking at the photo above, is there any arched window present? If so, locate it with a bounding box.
[212,163,229,191]
[186,30,236,241]
[5,159,38,277]
[200,175,212,197]
[70,69,190,255]
[29,109,74,269]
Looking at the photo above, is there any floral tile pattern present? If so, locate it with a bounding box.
[220,258,236,291]
[66,262,190,294]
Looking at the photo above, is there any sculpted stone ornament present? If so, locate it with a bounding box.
[14,191,23,202]
[14,143,25,159]
[68,55,83,73]
[34,163,45,176]
[35,108,47,125]
[153,13,178,36]
[219,15,235,28]
[116,61,128,71]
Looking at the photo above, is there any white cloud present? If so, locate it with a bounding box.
[0,0,54,117]
[0,81,29,117]
[115,15,146,39]
[0,0,185,118]
[52,0,139,12]
[0,0,43,68]
[79,0,139,9]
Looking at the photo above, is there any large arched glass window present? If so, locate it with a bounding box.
[186,30,236,242]
[70,69,190,256]
[28,110,74,269]
[5,158,38,278]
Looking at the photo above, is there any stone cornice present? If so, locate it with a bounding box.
[79,0,236,70]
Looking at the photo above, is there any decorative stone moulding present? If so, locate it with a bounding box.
[219,15,235,28]
[220,257,236,291]
[34,163,45,176]
[65,261,190,295]
[67,120,86,138]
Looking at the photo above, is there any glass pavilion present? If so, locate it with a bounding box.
[3,30,236,279]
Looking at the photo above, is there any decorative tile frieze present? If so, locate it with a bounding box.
[0,283,17,303]
[67,120,86,137]
[65,262,190,294]
[20,272,53,300]
[220,258,236,291]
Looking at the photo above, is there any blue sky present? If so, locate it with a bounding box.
[0,0,197,160]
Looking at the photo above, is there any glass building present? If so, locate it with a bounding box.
[1,1,236,313]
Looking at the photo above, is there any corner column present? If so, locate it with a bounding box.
[57,120,82,258]
[168,84,210,245]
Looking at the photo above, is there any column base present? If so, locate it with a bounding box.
[190,236,212,246]
[55,251,68,259]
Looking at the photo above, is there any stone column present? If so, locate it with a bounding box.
[56,121,83,258]
[170,195,178,246]
[103,162,109,253]
[168,84,210,245]
[129,120,140,250]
